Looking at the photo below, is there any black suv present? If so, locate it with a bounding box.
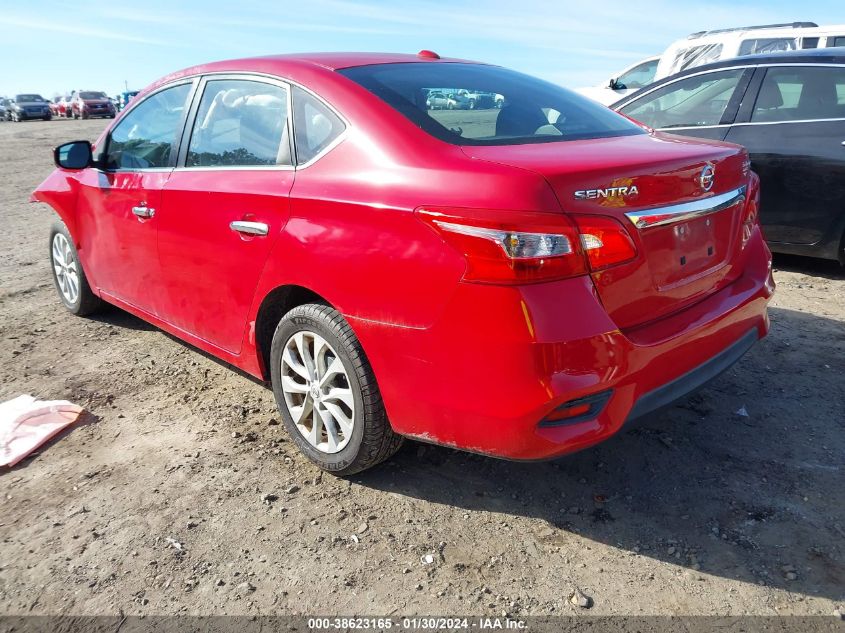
[613,49,845,263]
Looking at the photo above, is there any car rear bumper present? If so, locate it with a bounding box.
[348,229,774,460]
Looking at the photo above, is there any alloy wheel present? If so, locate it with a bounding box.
[280,330,355,454]
[51,233,79,305]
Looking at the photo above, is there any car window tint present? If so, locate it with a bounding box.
[751,66,845,122]
[292,86,345,164]
[616,60,659,90]
[620,69,745,129]
[339,63,643,146]
[830,36,845,48]
[106,83,191,170]
[187,79,290,167]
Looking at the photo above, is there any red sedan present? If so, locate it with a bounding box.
[33,52,774,474]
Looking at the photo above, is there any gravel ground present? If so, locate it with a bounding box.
[0,118,843,619]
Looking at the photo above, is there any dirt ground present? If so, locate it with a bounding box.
[0,118,843,619]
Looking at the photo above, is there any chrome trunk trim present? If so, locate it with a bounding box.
[624,186,747,229]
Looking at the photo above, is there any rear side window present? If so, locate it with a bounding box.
[339,63,643,145]
[187,79,290,167]
[292,86,345,164]
[669,44,724,74]
[738,38,797,56]
[106,83,192,170]
[620,69,746,129]
[751,66,845,122]
[831,36,845,48]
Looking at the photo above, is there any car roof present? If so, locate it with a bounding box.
[612,48,845,107]
[663,48,845,76]
[142,52,486,97]
[186,52,477,73]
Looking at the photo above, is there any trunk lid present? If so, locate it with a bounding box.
[462,132,750,329]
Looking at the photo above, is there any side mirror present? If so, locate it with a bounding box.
[608,78,618,90]
[54,140,93,170]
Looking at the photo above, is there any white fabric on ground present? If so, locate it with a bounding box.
[0,395,83,467]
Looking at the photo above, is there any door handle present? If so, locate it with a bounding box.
[230,220,269,236]
[132,205,155,219]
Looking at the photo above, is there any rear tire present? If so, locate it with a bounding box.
[270,303,403,475]
[49,221,103,316]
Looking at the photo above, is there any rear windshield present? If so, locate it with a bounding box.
[80,91,107,100]
[16,94,45,102]
[339,63,644,145]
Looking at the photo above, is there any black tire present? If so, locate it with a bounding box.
[270,303,403,475]
[49,221,103,316]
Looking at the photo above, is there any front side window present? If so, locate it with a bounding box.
[187,79,290,167]
[339,63,643,145]
[620,69,745,129]
[292,86,345,164]
[106,83,192,170]
[831,36,845,48]
[616,60,659,90]
[751,66,845,122]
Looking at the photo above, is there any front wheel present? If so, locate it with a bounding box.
[270,303,403,475]
[49,221,103,316]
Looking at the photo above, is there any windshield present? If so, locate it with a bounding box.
[80,91,107,100]
[16,94,45,102]
[339,63,644,145]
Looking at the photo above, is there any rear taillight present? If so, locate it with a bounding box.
[418,207,640,284]
[573,215,638,271]
[417,207,587,283]
[741,172,761,249]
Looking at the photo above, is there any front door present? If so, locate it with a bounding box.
[156,76,295,354]
[75,81,195,314]
[724,65,845,245]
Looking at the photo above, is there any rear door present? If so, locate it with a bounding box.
[157,75,295,354]
[617,67,754,141]
[724,64,845,244]
[75,80,195,314]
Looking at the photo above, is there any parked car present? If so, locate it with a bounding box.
[580,21,845,105]
[33,51,773,474]
[425,90,460,109]
[577,56,661,105]
[49,96,65,117]
[117,90,139,111]
[8,94,52,121]
[57,95,73,118]
[0,98,8,121]
[456,89,502,109]
[613,49,845,262]
[70,90,116,119]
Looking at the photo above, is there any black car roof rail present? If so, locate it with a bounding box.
[687,22,818,39]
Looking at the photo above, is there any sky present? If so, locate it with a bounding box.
[1,0,843,98]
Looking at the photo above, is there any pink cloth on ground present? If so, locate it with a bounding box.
[0,395,83,467]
